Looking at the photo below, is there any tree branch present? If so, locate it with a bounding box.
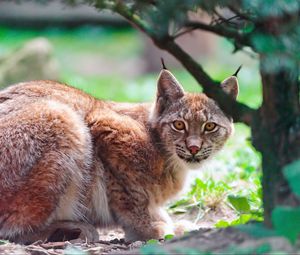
[183,21,250,47]
[112,2,256,126]
[212,10,241,27]
[227,5,255,22]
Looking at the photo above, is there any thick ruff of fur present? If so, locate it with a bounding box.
[0,70,238,242]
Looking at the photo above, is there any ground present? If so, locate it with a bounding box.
[0,226,296,255]
[0,211,228,255]
[0,204,293,254]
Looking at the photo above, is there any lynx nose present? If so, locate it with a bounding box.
[188,145,200,155]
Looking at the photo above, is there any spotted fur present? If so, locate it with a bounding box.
[0,69,238,242]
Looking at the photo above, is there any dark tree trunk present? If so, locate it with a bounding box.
[251,57,300,226]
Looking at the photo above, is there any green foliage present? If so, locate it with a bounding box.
[215,214,253,228]
[283,159,300,197]
[251,31,300,73]
[0,240,9,245]
[164,234,174,241]
[242,0,299,18]
[228,195,251,213]
[146,239,159,245]
[272,206,300,244]
[169,177,229,215]
[242,0,300,73]
[221,195,263,226]
[271,159,300,244]
[271,160,300,243]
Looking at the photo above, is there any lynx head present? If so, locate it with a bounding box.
[150,69,239,169]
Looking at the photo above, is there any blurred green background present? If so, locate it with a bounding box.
[0,25,261,106]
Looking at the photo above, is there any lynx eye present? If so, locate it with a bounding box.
[204,122,217,132]
[173,120,185,131]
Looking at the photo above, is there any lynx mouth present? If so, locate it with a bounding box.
[177,153,209,164]
[186,157,201,163]
[177,153,200,163]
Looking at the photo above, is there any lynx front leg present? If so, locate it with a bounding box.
[123,207,174,242]
[93,114,174,240]
[113,205,172,241]
[107,179,173,241]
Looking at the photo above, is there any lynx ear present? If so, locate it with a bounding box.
[157,69,184,102]
[220,76,239,99]
[154,69,184,115]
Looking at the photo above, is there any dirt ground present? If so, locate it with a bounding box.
[0,205,235,254]
[0,228,127,255]
[0,208,297,255]
[0,227,296,255]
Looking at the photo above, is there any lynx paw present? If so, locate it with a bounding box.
[125,221,173,242]
[174,220,198,237]
[150,221,174,239]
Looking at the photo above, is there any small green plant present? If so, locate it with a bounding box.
[272,207,300,244]
[164,234,175,241]
[146,239,159,245]
[0,240,9,245]
[283,159,300,197]
[269,159,300,244]
[235,159,300,244]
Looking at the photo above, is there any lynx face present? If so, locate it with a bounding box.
[158,95,233,168]
[150,69,238,169]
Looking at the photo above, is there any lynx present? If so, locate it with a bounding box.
[0,68,238,243]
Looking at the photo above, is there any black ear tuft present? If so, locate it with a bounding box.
[221,68,240,100]
[161,58,167,70]
[232,65,242,77]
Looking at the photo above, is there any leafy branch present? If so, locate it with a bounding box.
[181,21,250,47]
[103,1,256,125]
